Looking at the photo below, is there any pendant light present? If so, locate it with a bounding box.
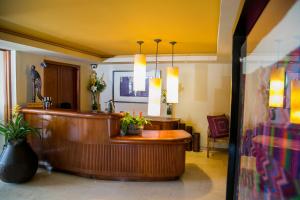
[290,80,300,124]
[269,41,285,108]
[269,67,285,107]
[148,39,162,116]
[167,41,179,103]
[133,41,146,91]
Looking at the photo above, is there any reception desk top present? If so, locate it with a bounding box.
[21,108,122,119]
[111,130,191,144]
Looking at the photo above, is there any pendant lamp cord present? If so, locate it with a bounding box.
[170,41,176,68]
[137,41,144,54]
[154,39,161,78]
[140,44,142,54]
[276,40,280,68]
[172,44,174,67]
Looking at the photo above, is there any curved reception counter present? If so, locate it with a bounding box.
[22,108,191,181]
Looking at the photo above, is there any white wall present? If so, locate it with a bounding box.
[14,51,93,111]
[97,61,231,148]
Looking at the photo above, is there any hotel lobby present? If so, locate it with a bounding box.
[0,0,299,199]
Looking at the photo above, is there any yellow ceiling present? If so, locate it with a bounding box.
[0,0,220,57]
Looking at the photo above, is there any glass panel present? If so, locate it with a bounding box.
[238,1,300,199]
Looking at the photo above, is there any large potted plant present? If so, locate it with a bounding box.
[0,105,40,183]
[120,112,149,136]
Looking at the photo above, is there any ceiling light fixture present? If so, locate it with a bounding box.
[148,39,162,116]
[167,41,179,103]
[290,80,300,124]
[133,41,146,91]
[269,67,285,108]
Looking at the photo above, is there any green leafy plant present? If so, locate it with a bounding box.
[0,105,40,144]
[120,112,150,135]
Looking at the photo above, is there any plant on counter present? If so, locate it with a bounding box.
[87,70,106,112]
[120,112,150,136]
[0,105,40,183]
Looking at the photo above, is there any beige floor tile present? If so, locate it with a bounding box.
[0,151,228,200]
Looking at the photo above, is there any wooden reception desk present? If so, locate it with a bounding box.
[22,108,191,181]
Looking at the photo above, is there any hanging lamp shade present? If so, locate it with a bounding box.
[166,41,179,103]
[133,54,146,91]
[148,78,162,116]
[269,67,285,107]
[148,39,162,116]
[290,80,300,124]
[133,41,146,91]
[167,66,179,103]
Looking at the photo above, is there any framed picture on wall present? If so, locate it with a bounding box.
[112,70,160,103]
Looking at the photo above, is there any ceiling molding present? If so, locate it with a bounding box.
[0,39,103,63]
[0,27,109,58]
[217,0,244,59]
[102,55,217,64]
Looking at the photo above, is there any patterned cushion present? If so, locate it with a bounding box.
[207,114,229,138]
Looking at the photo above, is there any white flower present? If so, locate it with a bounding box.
[91,86,97,92]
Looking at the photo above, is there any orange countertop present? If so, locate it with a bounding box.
[110,130,191,144]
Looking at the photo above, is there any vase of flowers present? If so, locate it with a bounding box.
[162,89,172,117]
[0,105,40,183]
[88,70,106,112]
[120,112,150,136]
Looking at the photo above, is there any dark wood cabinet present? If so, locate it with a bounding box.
[44,60,80,110]
[144,117,180,130]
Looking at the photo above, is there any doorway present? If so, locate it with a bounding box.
[44,60,80,110]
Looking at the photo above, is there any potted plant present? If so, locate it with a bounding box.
[87,70,106,112]
[0,105,40,183]
[120,112,150,136]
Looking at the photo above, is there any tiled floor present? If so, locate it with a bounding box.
[0,151,228,200]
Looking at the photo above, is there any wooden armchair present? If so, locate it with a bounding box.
[207,114,229,158]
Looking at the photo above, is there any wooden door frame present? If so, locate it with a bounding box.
[44,60,80,111]
[0,49,12,122]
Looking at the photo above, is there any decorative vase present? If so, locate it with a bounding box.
[0,139,38,183]
[91,93,98,113]
[166,103,173,116]
[127,124,143,135]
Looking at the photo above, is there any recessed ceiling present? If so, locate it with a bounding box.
[0,0,220,57]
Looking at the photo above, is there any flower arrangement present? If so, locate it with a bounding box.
[120,112,150,136]
[87,70,106,111]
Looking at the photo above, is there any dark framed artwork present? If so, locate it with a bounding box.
[112,70,160,103]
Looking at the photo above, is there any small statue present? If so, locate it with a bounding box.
[31,65,43,102]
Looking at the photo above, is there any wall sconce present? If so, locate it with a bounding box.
[133,41,146,91]
[290,80,300,124]
[269,67,285,108]
[167,41,179,103]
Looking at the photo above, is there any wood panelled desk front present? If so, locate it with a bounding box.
[22,108,191,181]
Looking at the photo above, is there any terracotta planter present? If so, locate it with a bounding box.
[0,139,38,183]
